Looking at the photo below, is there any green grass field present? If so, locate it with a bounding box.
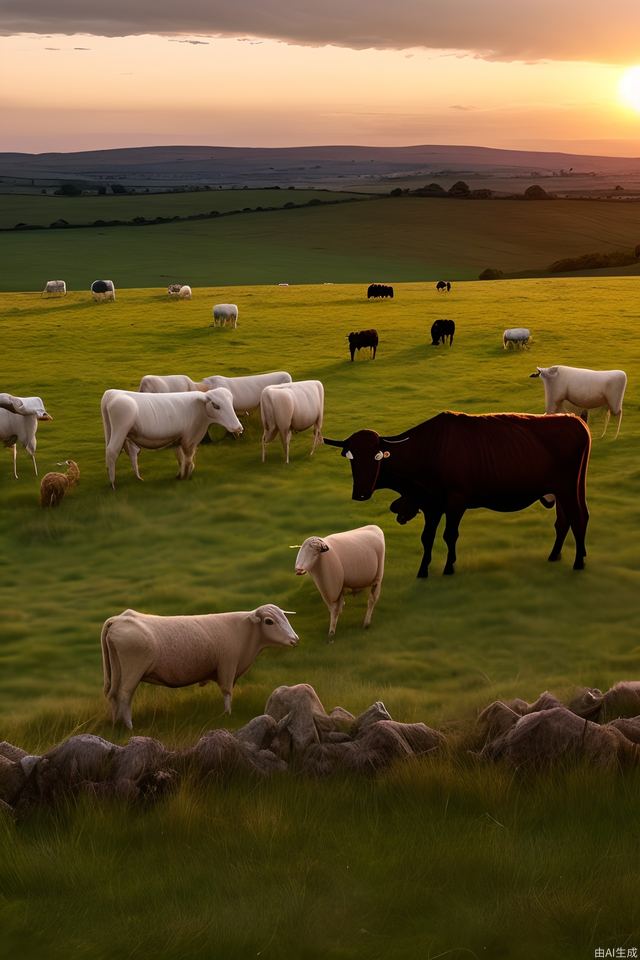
[1,279,639,958]
[3,196,640,291]
[0,188,365,229]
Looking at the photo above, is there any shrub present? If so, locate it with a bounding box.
[54,183,82,197]
[448,181,471,198]
[524,184,550,200]
[478,268,504,280]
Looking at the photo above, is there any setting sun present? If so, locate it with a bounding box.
[619,65,640,110]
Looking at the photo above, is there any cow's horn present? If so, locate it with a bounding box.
[382,436,410,444]
[323,438,345,447]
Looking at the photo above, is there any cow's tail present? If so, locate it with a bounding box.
[577,427,591,528]
[100,618,118,696]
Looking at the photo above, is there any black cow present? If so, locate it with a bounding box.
[367,283,394,299]
[431,319,455,346]
[324,412,590,578]
[436,280,451,292]
[348,329,378,361]
[91,280,110,294]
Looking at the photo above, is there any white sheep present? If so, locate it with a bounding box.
[42,280,66,296]
[503,328,531,349]
[212,304,238,328]
[294,525,385,637]
[531,364,628,438]
[101,604,299,727]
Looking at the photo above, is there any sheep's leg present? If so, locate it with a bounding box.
[328,595,344,639]
[216,663,235,714]
[363,580,381,628]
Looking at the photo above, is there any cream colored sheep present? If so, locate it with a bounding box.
[294,525,385,637]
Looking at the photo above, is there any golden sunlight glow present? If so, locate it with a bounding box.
[619,66,640,111]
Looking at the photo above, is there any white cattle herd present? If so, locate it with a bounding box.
[9,283,631,725]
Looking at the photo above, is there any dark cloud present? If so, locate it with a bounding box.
[44,46,60,50]
[168,38,209,45]
[73,46,90,50]
[2,1,640,63]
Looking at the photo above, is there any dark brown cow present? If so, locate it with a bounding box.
[324,412,590,578]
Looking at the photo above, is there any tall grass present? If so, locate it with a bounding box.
[0,278,639,956]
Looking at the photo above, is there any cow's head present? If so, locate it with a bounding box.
[530,366,556,380]
[203,387,243,436]
[324,429,390,501]
[0,395,52,420]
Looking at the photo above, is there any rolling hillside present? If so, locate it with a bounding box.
[3,195,640,289]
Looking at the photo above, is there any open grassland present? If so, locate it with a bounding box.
[3,197,640,290]
[0,188,365,229]
[1,279,639,958]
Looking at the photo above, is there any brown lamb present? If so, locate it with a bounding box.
[39,460,80,507]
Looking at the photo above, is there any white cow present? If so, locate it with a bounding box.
[294,525,385,637]
[92,280,116,302]
[503,328,531,349]
[260,380,324,463]
[212,304,238,328]
[42,280,66,296]
[531,364,628,438]
[139,371,292,415]
[101,603,299,727]
[178,285,192,299]
[0,394,53,478]
[101,388,242,487]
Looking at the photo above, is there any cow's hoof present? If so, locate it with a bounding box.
[573,559,585,571]
[548,552,561,562]
[416,571,429,579]
[442,566,455,576]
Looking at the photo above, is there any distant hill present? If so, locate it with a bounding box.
[2,143,640,189]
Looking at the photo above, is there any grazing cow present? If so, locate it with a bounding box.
[324,411,590,577]
[530,365,627,439]
[91,279,116,302]
[212,304,238,328]
[367,284,394,300]
[294,525,385,637]
[167,284,182,296]
[139,372,292,415]
[436,281,451,292]
[260,380,324,463]
[503,328,531,349]
[430,319,455,346]
[101,388,242,487]
[0,394,53,478]
[101,604,298,727]
[43,280,66,296]
[348,329,378,361]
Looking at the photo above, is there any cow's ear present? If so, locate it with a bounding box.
[248,612,261,624]
[383,451,390,459]
[319,541,330,553]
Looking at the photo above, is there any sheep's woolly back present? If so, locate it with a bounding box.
[39,460,80,507]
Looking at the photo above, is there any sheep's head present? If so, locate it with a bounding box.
[294,537,329,575]
[248,605,299,647]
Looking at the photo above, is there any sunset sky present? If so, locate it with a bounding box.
[2,1,640,153]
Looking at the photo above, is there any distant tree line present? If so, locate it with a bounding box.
[4,194,369,233]
[390,182,553,200]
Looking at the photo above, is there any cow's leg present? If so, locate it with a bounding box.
[177,444,196,479]
[328,595,344,638]
[442,507,465,575]
[124,440,142,480]
[613,407,623,439]
[282,429,292,464]
[600,408,611,438]
[417,510,442,578]
[548,499,569,561]
[363,580,381,628]
[11,444,17,480]
[216,663,236,714]
[310,423,322,457]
